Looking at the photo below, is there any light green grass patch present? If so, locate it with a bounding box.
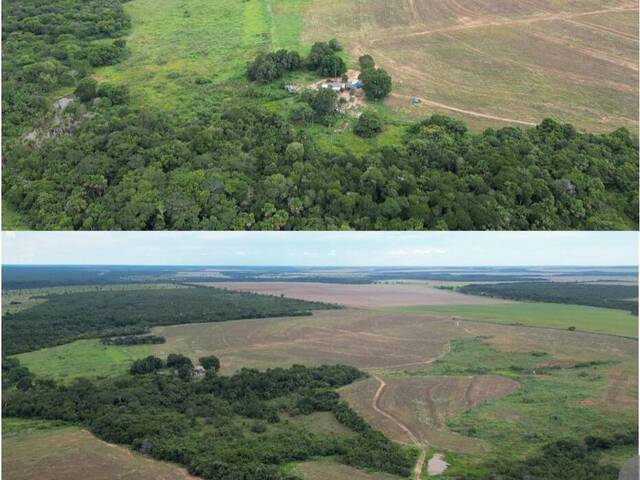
[2,418,70,439]
[15,339,151,382]
[385,303,638,338]
[271,0,311,51]
[95,0,272,108]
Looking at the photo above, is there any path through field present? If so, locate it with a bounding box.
[370,336,456,479]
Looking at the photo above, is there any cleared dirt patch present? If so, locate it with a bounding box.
[154,309,465,374]
[301,0,639,131]
[340,375,519,453]
[2,426,199,480]
[204,282,510,308]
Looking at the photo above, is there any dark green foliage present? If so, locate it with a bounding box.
[96,82,129,104]
[2,286,337,355]
[247,50,302,83]
[199,355,220,372]
[353,110,383,138]
[3,362,413,479]
[359,67,392,100]
[459,282,639,314]
[167,353,194,369]
[101,335,166,346]
[2,357,33,389]
[129,355,165,374]
[318,54,346,77]
[307,88,338,117]
[479,436,638,480]
[358,54,375,70]
[4,107,637,229]
[75,78,98,102]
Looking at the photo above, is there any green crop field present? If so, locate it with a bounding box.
[385,303,639,338]
[14,339,151,382]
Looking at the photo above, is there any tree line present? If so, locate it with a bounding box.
[459,282,639,315]
[2,286,337,355]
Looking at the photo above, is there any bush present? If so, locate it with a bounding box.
[75,78,98,102]
[359,68,392,100]
[130,356,165,374]
[353,110,383,138]
[358,54,375,70]
[199,355,220,372]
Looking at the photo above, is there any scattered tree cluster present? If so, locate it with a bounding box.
[246,39,345,83]
[2,361,416,479]
[2,0,129,139]
[247,50,303,83]
[358,55,392,100]
[2,286,337,355]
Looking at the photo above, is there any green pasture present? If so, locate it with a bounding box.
[15,339,151,382]
[386,303,638,338]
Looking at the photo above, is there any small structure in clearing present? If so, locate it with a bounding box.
[193,365,206,377]
[284,84,299,94]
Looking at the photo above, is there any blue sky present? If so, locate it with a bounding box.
[2,232,637,266]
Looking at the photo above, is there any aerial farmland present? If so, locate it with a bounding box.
[3,263,638,479]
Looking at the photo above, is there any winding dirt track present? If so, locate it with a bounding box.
[370,338,454,479]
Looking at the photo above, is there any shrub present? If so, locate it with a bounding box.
[353,110,383,138]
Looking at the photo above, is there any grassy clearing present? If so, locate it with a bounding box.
[95,0,272,108]
[385,303,638,338]
[15,339,151,382]
[403,337,637,476]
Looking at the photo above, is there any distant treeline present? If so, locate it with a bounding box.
[2,286,337,355]
[2,265,554,290]
[100,335,165,346]
[3,359,416,479]
[459,282,638,315]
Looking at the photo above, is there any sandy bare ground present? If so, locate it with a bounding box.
[154,309,475,374]
[201,282,510,308]
[2,428,199,480]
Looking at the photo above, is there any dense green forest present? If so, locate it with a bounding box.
[459,282,639,315]
[2,0,638,230]
[2,359,416,479]
[2,286,337,354]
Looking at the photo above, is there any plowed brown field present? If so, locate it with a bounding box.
[203,282,510,308]
[300,0,639,131]
[2,427,199,480]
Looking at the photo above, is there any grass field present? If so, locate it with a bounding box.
[96,0,275,108]
[2,419,198,480]
[386,303,639,338]
[15,339,151,382]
